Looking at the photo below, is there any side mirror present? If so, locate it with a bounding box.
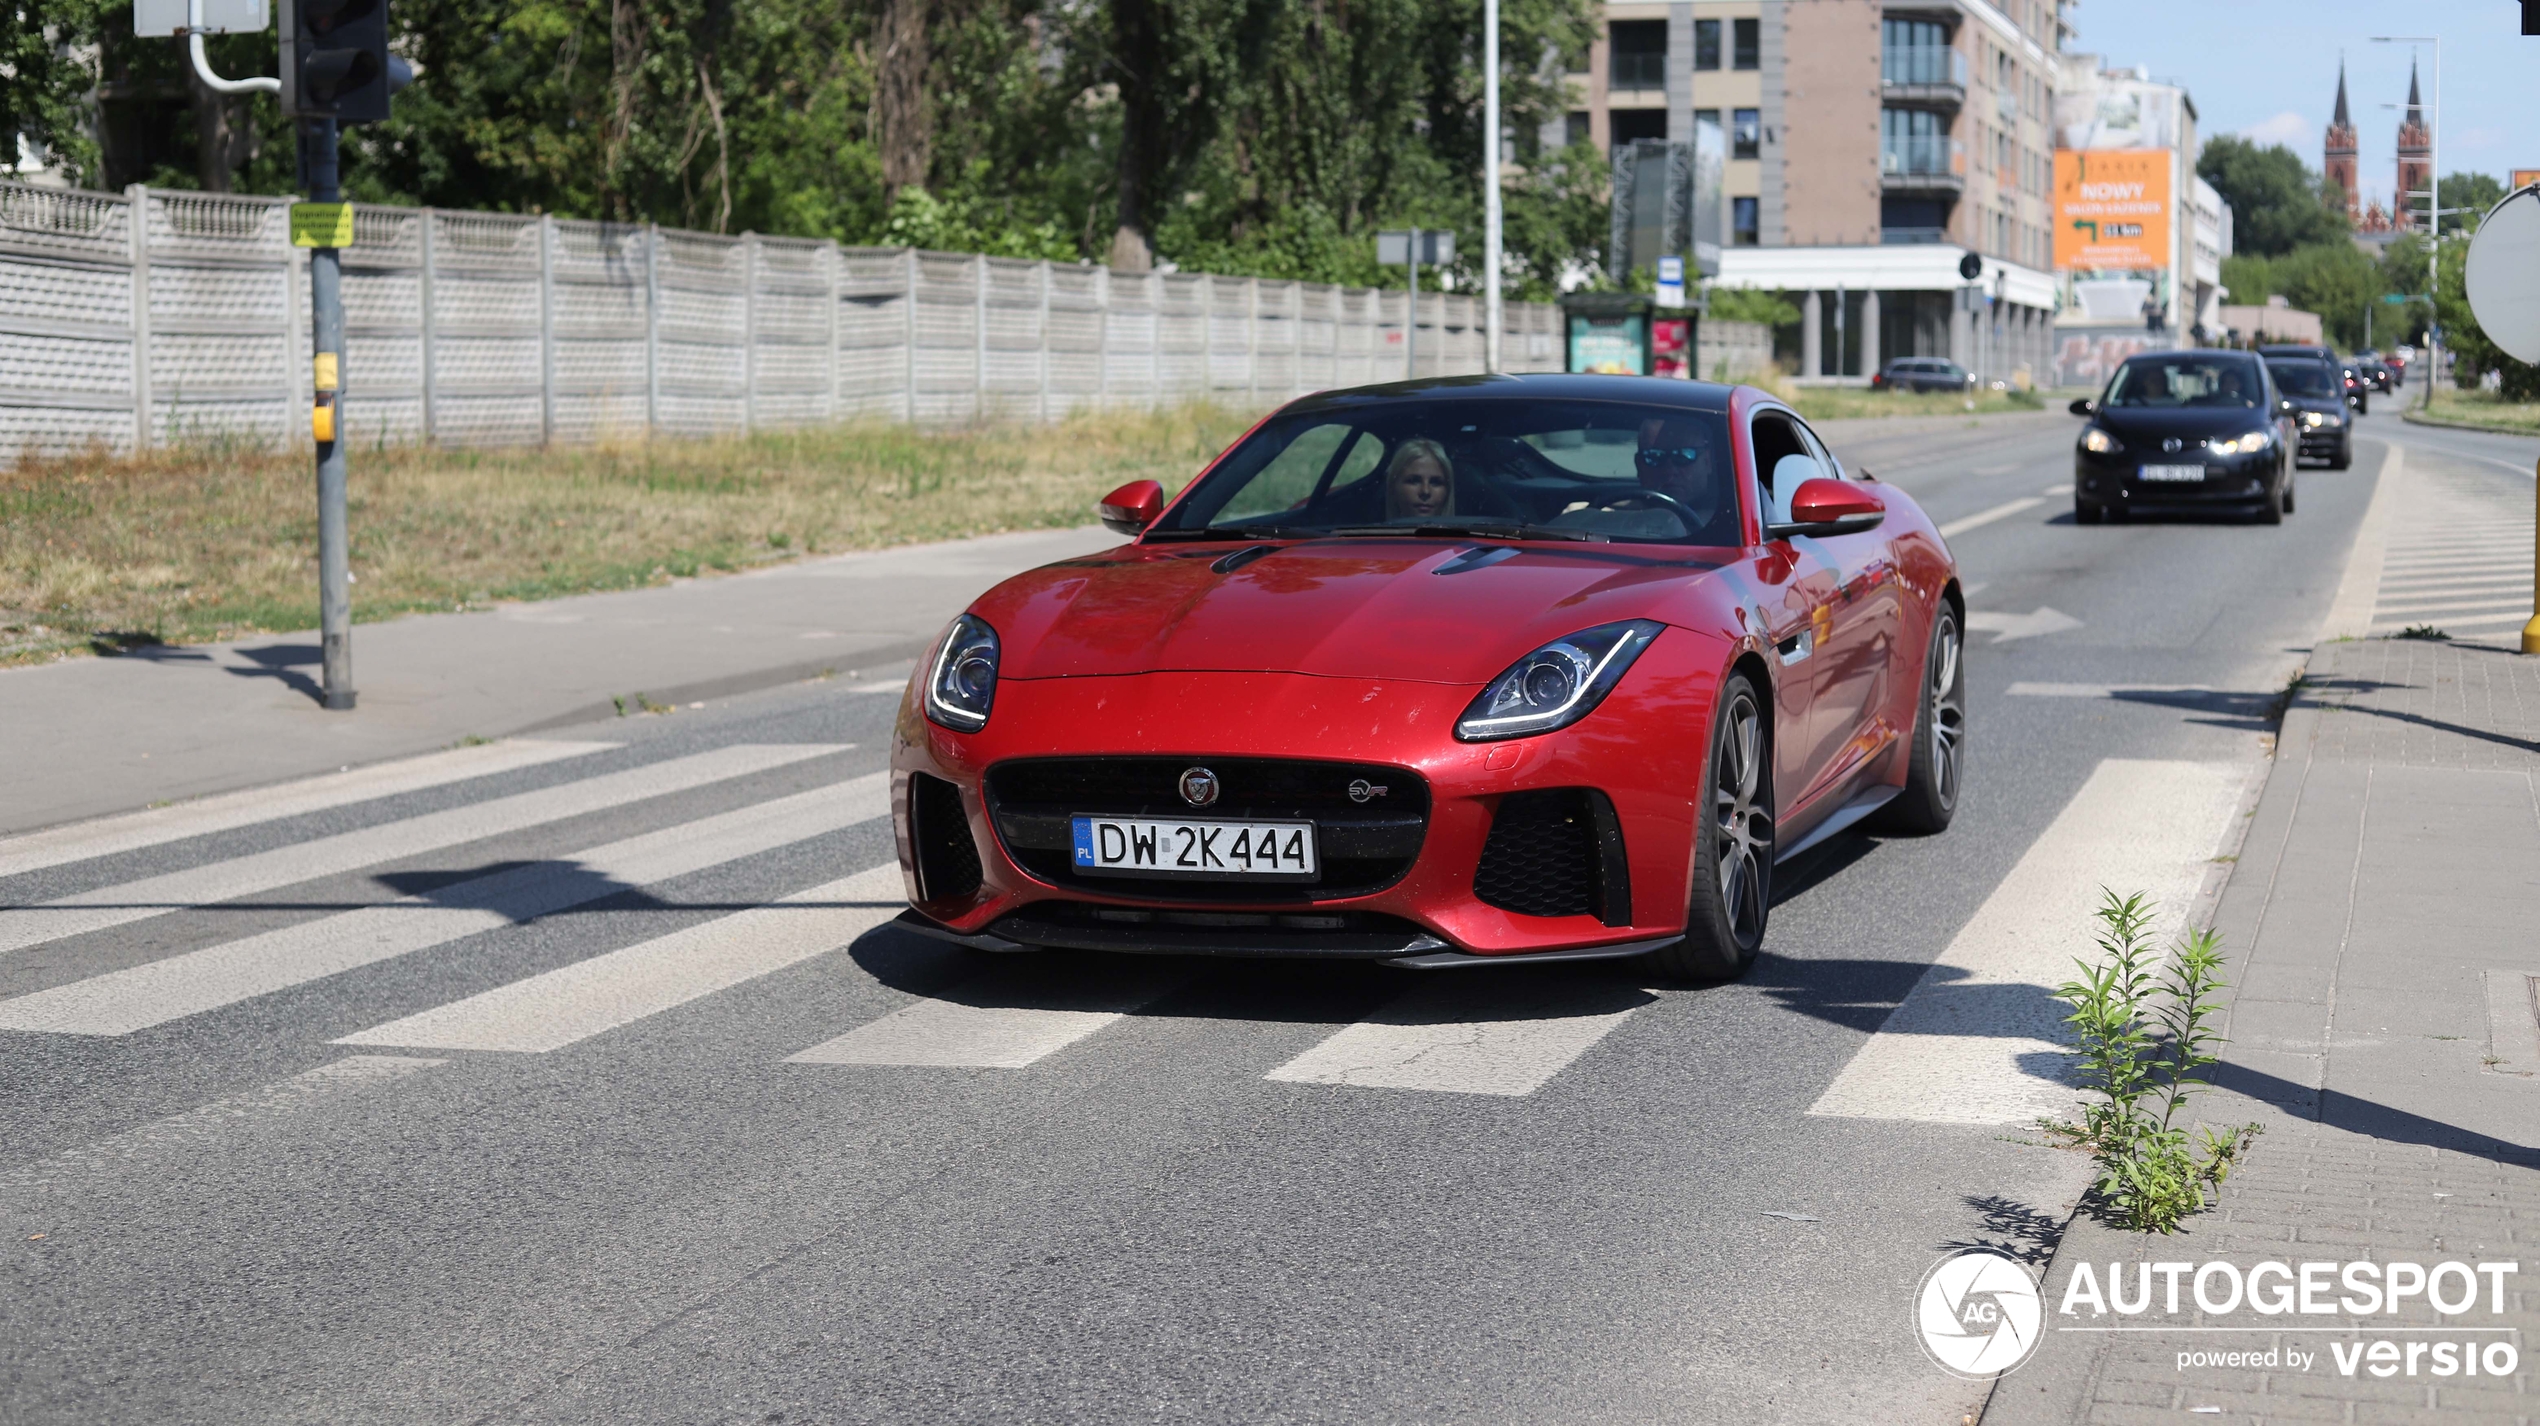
[1097,479,1165,536]
[2068,397,2096,416]
[1768,477,1885,540]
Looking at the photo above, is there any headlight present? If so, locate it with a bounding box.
[924,614,1000,731]
[2208,431,2271,455]
[2080,426,2122,454]
[1455,620,1663,742]
[2301,410,2329,427]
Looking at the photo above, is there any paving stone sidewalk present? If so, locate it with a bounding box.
[1990,637,2540,1426]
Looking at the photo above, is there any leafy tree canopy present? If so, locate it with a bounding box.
[2197,135,2347,258]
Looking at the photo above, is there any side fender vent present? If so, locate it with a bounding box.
[910,772,984,903]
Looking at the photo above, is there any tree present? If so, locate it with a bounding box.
[2434,235,2540,398]
[2197,135,2347,257]
[2437,171,2505,236]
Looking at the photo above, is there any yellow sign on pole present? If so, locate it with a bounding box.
[290,203,355,249]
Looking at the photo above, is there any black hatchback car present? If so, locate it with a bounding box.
[2264,357,2353,469]
[2069,350,2297,525]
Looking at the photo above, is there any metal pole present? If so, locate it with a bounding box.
[305,117,354,710]
[1407,227,1420,381]
[1482,0,1502,374]
[2525,457,2540,655]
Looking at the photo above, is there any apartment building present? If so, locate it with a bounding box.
[1565,0,2061,383]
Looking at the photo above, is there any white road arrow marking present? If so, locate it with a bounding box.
[1963,607,2082,642]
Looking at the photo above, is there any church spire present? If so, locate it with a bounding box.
[2333,59,2350,127]
[2406,58,2422,121]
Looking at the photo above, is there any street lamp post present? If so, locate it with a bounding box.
[2372,35,2438,392]
[1482,0,1502,373]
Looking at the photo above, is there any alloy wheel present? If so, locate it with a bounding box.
[1928,611,1965,807]
[1713,690,1772,945]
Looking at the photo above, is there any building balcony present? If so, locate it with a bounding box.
[1881,45,1965,110]
[1880,136,1965,196]
[1609,51,1666,92]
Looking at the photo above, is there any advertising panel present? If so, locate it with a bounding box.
[2055,149,2171,272]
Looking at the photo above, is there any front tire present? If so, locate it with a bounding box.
[2282,469,2297,514]
[1647,673,1772,982]
[2330,440,2351,471]
[1876,604,1965,835]
[2075,500,2106,526]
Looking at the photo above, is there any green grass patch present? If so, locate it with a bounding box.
[0,402,1261,665]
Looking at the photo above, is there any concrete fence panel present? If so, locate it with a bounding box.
[0,178,1569,462]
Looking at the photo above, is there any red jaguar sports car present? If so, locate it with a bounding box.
[889,374,1965,980]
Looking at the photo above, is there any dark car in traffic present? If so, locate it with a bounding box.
[1870,357,1972,393]
[2265,358,2353,468]
[2069,350,2298,525]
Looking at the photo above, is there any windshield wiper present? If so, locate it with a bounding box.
[1325,521,1603,543]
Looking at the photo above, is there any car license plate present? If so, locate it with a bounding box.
[1071,815,1318,880]
[2137,463,2207,483]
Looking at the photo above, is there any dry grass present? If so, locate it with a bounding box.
[1767,380,2051,422]
[0,401,1260,665]
[2421,385,2540,435]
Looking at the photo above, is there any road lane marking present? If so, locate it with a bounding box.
[0,1055,443,1197]
[1964,607,2082,642]
[0,775,889,1036]
[0,740,618,880]
[2367,596,2540,618]
[2320,444,2405,641]
[1266,980,1655,1097]
[338,864,906,1053]
[1807,758,2245,1125]
[785,965,1187,1069]
[0,743,846,957]
[1938,497,2046,540]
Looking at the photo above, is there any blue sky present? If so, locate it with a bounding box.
[2073,0,2538,209]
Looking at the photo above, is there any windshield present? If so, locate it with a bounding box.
[1155,398,1744,545]
[2267,361,2337,398]
[2105,355,2265,409]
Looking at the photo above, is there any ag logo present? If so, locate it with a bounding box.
[1914,1250,2042,1379]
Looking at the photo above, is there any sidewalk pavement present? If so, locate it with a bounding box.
[1988,635,2540,1425]
[0,525,1112,837]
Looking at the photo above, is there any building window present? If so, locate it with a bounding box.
[1694,18,1720,71]
[1610,108,1668,147]
[1608,20,1666,91]
[1565,111,1590,149]
[1881,106,1947,175]
[1733,197,1760,247]
[1694,107,1719,140]
[1882,18,1949,84]
[1732,17,1759,70]
[1732,108,1760,160]
[1881,197,1949,245]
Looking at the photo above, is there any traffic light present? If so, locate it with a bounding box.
[280,0,407,123]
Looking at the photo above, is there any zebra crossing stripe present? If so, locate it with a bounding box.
[0,743,847,958]
[0,774,889,1037]
[785,965,1188,1069]
[335,864,907,1054]
[1266,979,1655,1097]
[1807,758,2245,1126]
[0,739,617,880]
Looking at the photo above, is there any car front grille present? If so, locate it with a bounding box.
[1472,788,1632,926]
[983,756,1428,903]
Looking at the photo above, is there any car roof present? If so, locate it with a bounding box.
[1280,371,1737,416]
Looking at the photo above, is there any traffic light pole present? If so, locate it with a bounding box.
[303,117,354,709]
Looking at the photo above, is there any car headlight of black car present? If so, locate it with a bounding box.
[2080,426,2122,455]
[2207,430,2272,456]
[925,614,1000,731]
[1455,619,1663,742]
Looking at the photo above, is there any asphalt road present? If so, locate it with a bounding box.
[0,403,2481,1425]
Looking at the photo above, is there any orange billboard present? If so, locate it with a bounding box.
[2054,149,2171,272]
[2513,169,2540,193]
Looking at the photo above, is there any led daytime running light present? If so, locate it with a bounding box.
[1455,619,1663,742]
[925,614,1000,732]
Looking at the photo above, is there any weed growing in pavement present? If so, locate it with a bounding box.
[2040,891,2262,1235]
[2394,624,2452,641]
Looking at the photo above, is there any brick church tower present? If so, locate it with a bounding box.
[2324,62,2359,222]
[2395,58,2432,230]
